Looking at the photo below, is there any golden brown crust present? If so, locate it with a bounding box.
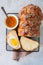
[18,4,43,37]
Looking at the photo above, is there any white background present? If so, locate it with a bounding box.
[0,0,43,65]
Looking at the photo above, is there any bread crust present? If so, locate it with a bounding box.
[18,4,42,37]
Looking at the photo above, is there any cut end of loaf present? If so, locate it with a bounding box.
[20,36,39,51]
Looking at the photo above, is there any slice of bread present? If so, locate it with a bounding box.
[20,36,39,51]
[6,30,21,50]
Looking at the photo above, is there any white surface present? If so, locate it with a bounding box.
[0,0,43,65]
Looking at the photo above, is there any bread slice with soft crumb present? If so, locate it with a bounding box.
[6,30,21,50]
[20,36,39,51]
